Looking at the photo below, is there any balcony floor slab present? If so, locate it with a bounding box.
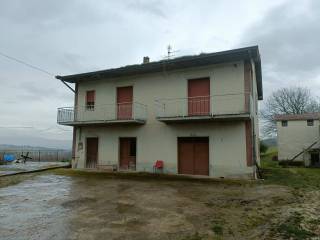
[58,119,146,126]
[156,113,251,123]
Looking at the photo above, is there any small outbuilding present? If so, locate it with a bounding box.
[275,113,320,167]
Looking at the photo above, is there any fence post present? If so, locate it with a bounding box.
[56,151,59,162]
[38,151,41,162]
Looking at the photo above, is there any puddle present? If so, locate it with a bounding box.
[0,174,72,240]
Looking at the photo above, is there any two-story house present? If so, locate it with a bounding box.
[56,46,262,179]
[275,113,320,166]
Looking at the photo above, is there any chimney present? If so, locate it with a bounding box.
[143,56,150,64]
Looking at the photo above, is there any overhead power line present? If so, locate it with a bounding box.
[0,50,54,77]
[0,126,33,129]
[0,125,72,132]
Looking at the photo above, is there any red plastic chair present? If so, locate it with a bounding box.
[153,160,164,173]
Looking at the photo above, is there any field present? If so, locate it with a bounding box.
[0,152,320,240]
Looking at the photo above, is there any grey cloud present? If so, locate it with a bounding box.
[240,0,320,93]
[2,0,314,147]
[0,0,122,28]
[126,0,167,18]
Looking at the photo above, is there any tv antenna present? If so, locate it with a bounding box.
[166,45,179,59]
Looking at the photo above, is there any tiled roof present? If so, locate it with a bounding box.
[274,113,320,121]
[56,46,263,100]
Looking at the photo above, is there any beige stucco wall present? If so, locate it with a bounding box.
[75,122,252,178]
[277,120,320,161]
[72,61,259,178]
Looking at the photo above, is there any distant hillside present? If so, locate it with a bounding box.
[0,136,72,150]
[261,138,277,147]
[0,144,71,151]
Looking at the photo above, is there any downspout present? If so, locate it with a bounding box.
[249,58,259,179]
[55,76,77,167]
[72,83,78,168]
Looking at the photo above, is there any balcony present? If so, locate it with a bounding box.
[155,93,252,123]
[57,102,147,126]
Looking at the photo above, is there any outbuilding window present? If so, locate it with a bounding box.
[307,119,314,126]
[281,120,288,127]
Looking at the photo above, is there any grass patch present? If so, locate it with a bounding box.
[261,152,320,190]
[51,168,253,186]
[210,219,224,236]
[211,224,223,235]
[308,218,320,225]
[0,167,26,172]
[0,173,39,188]
[277,212,316,240]
[181,232,203,240]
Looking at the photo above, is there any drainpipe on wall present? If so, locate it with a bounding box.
[72,83,78,168]
[56,76,77,168]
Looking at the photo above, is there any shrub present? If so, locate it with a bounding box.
[278,161,304,167]
[260,141,268,154]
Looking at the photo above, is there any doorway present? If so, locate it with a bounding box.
[188,78,210,116]
[178,137,209,175]
[117,86,133,120]
[86,137,98,168]
[119,138,136,170]
[310,152,320,167]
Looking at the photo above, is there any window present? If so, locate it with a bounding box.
[307,119,314,126]
[86,90,95,110]
[129,139,136,157]
[281,120,288,127]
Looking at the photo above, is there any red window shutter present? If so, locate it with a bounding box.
[117,86,133,119]
[86,90,95,103]
[188,78,210,116]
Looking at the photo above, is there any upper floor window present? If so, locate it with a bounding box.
[86,90,95,110]
[307,119,314,126]
[281,120,288,127]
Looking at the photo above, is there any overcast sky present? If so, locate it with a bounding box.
[0,0,319,148]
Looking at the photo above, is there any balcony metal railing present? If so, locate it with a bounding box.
[155,92,251,119]
[57,102,147,124]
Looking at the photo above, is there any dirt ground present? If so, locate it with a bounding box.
[0,169,319,240]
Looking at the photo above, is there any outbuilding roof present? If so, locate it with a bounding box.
[56,46,262,99]
[274,113,320,121]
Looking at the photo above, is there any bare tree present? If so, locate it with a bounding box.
[261,87,320,135]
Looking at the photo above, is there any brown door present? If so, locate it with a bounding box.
[178,137,209,175]
[178,138,194,175]
[119,138,136,170]
[188,78,210,116]
[117,86,133,120]
[86,137,98,168]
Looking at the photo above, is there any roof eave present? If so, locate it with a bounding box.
[56,46,263,99]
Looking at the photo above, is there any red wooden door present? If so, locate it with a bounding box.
[119,138,136,170]
[178,137,209,176]
[188,78,210,116]
[178,139,194,175]
[86,138,98,168]
[117,86,133,119]
[194,138,209,175]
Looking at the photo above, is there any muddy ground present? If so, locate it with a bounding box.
[0,169,319,240]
